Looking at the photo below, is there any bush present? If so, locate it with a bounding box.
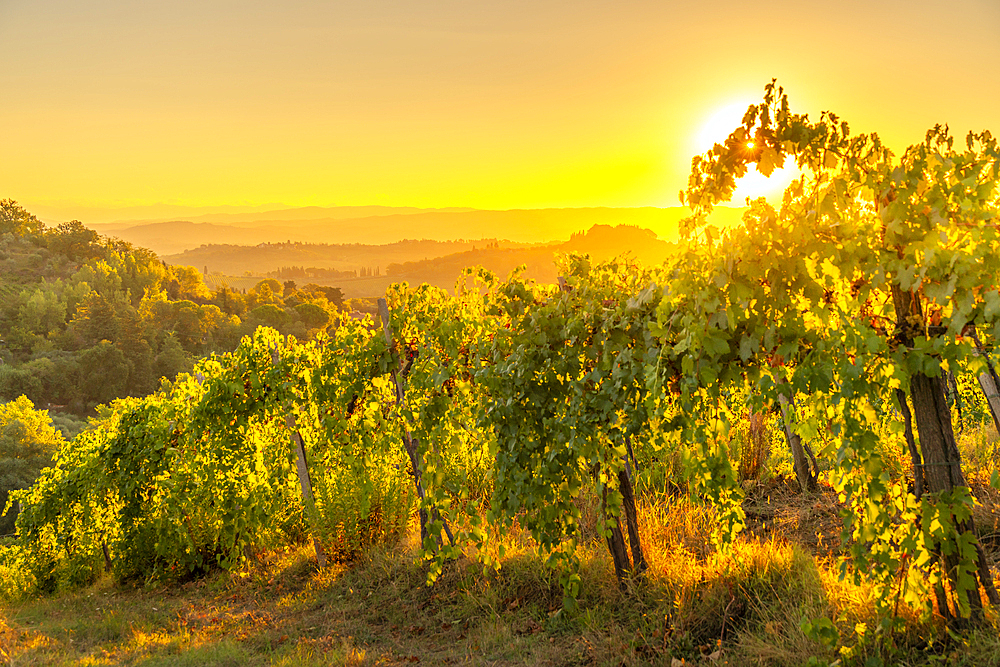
[0,541,35,602]
[0,396,63,534]
[311,438,415,562]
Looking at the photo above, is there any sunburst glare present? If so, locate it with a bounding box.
[694,102,800,204]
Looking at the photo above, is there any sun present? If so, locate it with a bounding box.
[692,101,800,204]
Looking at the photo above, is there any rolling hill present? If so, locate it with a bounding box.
[91,206,745,255]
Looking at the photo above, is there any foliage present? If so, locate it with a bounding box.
[11,321,413,586]
[676,80,1000,620]
[0,199,44,238]
[477,256,662,601]
[0,396,64,535]
[0,540,34,602]
[381,269,504,578]
[6,83,1000,649]
[0,201,349,417]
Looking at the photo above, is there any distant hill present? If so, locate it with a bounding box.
[164,238,537,277]
[171,224,694,298]
[91,206,746,255]
[382,224,680,289]
[173,205,478,225]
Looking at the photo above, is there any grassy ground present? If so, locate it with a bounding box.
[3,423,999,666]
[3,478,1000,667]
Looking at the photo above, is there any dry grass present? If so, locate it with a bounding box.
[736,409,773,485]
[4,493,999,667]
[4,423,1000,666]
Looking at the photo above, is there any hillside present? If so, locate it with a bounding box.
[164,225,686,297]
[92,206,745,255]
[0,200,349,416]
[163,238,537,278]
[384,224,679,288]
[98,204,476,229]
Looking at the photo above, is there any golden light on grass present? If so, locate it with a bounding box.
[3,490,998,667]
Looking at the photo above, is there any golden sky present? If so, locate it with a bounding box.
[3,0,999,223]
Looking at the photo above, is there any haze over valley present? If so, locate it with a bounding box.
[80,204,746,297]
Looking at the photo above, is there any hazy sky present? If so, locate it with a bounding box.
[3,0,999,221]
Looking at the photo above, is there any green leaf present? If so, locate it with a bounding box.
[758,146,779,177]
[985,289,1000,321]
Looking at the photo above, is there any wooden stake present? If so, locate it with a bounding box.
[618,438,647,574]
[969,327,1000,435]
[101,540,113,572]
[601,481,631,588]
[378,298,456,548]
[272,346,327,568]
[776,380,817,492]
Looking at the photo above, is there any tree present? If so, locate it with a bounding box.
[68,292,123,349]
[19,286,66,335]
[302,284,344,309]
[46,220,101,262]
[154,333,194,380]
[211,286,247,317]
[72,259,124,298]
[171,301,208,352]
[0,396,64,534]
[77,341,130,406]
[0,366,44,405]
[681,81,1000,620]
[0,200,44,238]
[248,304,286,330]
[169,266,211,301]
[246,280,282,310]
[254,278,282,295]
[295,302,330,332]
[108,246,168,306]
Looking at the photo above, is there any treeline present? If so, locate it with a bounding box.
[266,265,356,281]
[163,238,507,279]
[0,201,346,416]
[0,396,63,535]
[383,225,676,287]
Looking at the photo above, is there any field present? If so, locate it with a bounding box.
[3,421,1000,667]
[5,92,1000,667]
[0,499,996,667]
[205,273,397,300]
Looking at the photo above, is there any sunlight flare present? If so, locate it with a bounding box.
[694,101,800,204]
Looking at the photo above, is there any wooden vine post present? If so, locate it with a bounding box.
[618,435,647,575]
[558,276,646,584]
[101,539,113,572]
[602,482,632,585]
[600,438,649,585]
[271,345,327,568]
[776,381,818,493]
[969,327,1000,435]
[978,370,1000,434]
[377,297,455,548]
